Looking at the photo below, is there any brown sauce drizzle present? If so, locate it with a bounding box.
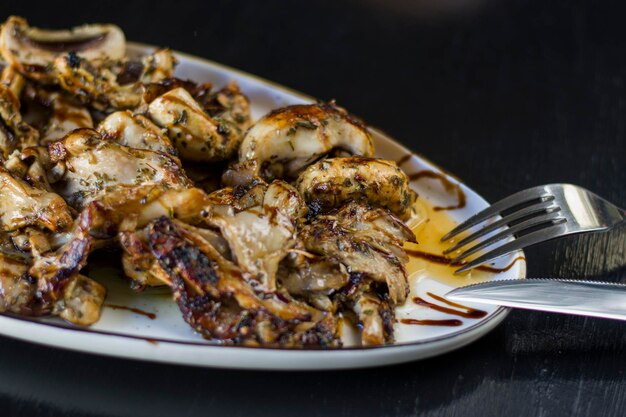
[105,304,156,320]
[475,256,526,273]
[400,318,462,327]
[405,248,525,274]
[395,153,413,167]
[408,170,466,211]
[414,292,487,319]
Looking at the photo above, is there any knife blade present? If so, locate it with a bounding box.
[445,279,626,321]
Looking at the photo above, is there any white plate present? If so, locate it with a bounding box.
[0,43,526,370]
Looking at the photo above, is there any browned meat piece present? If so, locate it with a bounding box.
[30,203,104,304]
[41,94,93,144]
[279,256,349,296]
[44,129,190,209]
[1,65,26,99]
[0,252,38,315]
[53,49,175,111]
[97,110,176,156]
[300,202,416,344]
[146,216,340,347]
[352,291,395,346]
[116,186,218,289]
[302,202,415,304]
[119,228,172,289]
[0,15,422,346]
[203,180,305,292]
[147,82,251,162]
[278,254,349,313]
[0,17,175,111]
[29,184,211,295]
[0,167,72,233]
[230,102,374,182]
[0,84,39,158]
[54,274,106,325]
[0,16,125,84]
[0,227,105,324]
[142,78,198,104]
[28,185,187,303]
[296,157,418,221]
[195,81,251,135]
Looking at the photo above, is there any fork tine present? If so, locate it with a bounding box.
[440,185,555,242]
[443,200,560,255]
[454,222,568,274]
[450,211,566,263]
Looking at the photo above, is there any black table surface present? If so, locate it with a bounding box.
[1,1,625,416]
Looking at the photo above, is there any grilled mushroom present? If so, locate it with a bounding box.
[148,85,250,162]
[296,157,417,220]
[301,202,416,305]
[203,180,305,292]
[233,102,374,181]
[44,129,190,209]
[0,16,125,82]
[0,84,39,158]
[0,15,426,347]
[97,110,176,155]
[146,216,340,347]
[42,94,93,144]
[0,167,72,233]
[0,251,37,315]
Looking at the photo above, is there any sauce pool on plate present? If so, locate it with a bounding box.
[404,198,525,288]
[397,195,524,328]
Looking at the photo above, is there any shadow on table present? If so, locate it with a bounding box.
[0,311,625,417]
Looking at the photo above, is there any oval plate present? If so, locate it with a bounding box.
[0,43,525,370]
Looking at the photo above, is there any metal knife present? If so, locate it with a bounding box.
[445,279,626,321]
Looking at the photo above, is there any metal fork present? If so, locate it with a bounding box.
[441,184,626,274]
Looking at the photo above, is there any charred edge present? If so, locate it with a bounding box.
[67,51,81,69]
[147,216,219,287]
[41,237,91,300]
[116,61,144,85]
[143,78,197,104]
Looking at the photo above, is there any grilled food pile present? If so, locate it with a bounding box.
[0,17,420,347]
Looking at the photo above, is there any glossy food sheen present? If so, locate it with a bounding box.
[0,36,525,368]
[0,3,619,417]
[0,17,439,349]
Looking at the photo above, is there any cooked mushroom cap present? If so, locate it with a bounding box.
[237,103,374,180]
[0,83,39,157]
[97,110,176,155]
[148,87,245,162]
[0,167,73,232]
[47,129,190,209]
[0,16,125,80]
[296,157,417,220]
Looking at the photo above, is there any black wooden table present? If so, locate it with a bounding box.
[1,1,624,416]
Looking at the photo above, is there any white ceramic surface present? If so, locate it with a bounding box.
[0,43,526,370]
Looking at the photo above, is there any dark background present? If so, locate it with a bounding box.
[1,1,625,416]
